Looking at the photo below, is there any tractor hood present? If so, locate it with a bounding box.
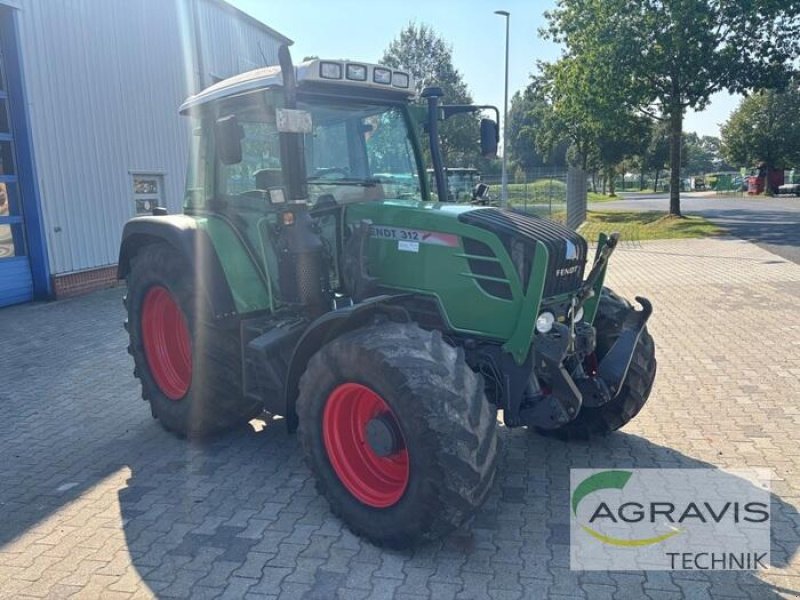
[346,200,588,300]
[457,207,588,298]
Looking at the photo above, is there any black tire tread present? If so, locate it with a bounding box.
[125,242,260,437]
[296,321,498,548]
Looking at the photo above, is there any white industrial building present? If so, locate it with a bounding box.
[0,0,290,307]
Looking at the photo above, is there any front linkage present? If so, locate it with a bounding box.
[480,233,653,431]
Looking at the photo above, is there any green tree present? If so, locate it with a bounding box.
[530,56,648,195]
[595,116,650,196]
[643,121,671,191]
[530,61,599,172]
[381,23,477,167]
[698,136,731,171]
[681,133,735,175]
[507,88,566,172]
[544,0,800,215]
[721,86,800,176]
[682,133,713,174]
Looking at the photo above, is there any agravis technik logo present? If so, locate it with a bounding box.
[570,469,771,570]
[571,470,683,547]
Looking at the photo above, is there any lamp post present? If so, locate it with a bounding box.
[494,10,510,207]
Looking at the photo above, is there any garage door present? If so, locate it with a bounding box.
[0,32,32,307]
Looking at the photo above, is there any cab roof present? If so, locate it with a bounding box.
[179,59,415,114]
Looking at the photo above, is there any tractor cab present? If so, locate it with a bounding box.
[171,55,500,318]
[180,59,428,214]
[174,59,431,316]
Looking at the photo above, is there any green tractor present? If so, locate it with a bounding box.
[119,48,656,547]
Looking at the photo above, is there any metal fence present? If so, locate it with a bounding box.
[481,169,568,222]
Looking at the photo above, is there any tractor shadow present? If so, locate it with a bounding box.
[112,418,800,598]
[4,288,795,597]
[478,428,800,598]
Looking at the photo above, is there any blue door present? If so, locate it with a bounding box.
[0,6,50,307]
[0,40,32,307]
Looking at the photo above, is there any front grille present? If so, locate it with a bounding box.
[458,208,587,297]
[462,238,512,300]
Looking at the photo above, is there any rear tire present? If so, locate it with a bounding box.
[125,243,261,437]
[296,322,498,548]
[540,287,657,440]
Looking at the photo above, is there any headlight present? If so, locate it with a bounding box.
[573,306,584,322]
[393,72,410,88]
[535,311,555,334]
[346,64,367,81]
[373,67,392,85]
[320,62,343,79]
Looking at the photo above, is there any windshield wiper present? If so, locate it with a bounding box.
[306,177,379,187]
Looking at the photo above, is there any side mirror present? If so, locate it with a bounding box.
[215,115,244,165]
[480,118,499,158]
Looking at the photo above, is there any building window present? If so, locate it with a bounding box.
[132,173,164,215]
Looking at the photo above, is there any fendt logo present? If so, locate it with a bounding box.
[569,469,771,571]
[556,265,580,277]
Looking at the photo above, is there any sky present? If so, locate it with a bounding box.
[229,0,740,139]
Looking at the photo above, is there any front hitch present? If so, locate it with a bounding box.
[517,296,652,430]
[518,322,583,430]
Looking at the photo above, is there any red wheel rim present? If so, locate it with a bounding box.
[322,383,409,508]
[141,286,192,400]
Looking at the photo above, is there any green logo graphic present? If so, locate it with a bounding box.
[572,470,682,547]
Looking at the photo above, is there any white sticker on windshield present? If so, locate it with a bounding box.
[276,109,312,133]
[398,240,419,253]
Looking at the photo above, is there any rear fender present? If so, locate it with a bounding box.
[118,215,238,320]
[283,295,409,430]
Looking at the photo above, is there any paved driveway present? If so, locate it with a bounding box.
[1,238,799,599]
[591,193,800,264]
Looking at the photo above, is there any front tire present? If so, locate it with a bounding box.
[296,322,498,548]
[125,243,261,437]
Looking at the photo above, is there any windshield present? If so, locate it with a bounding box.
[300,100,424,204]
[212,93,424,207]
